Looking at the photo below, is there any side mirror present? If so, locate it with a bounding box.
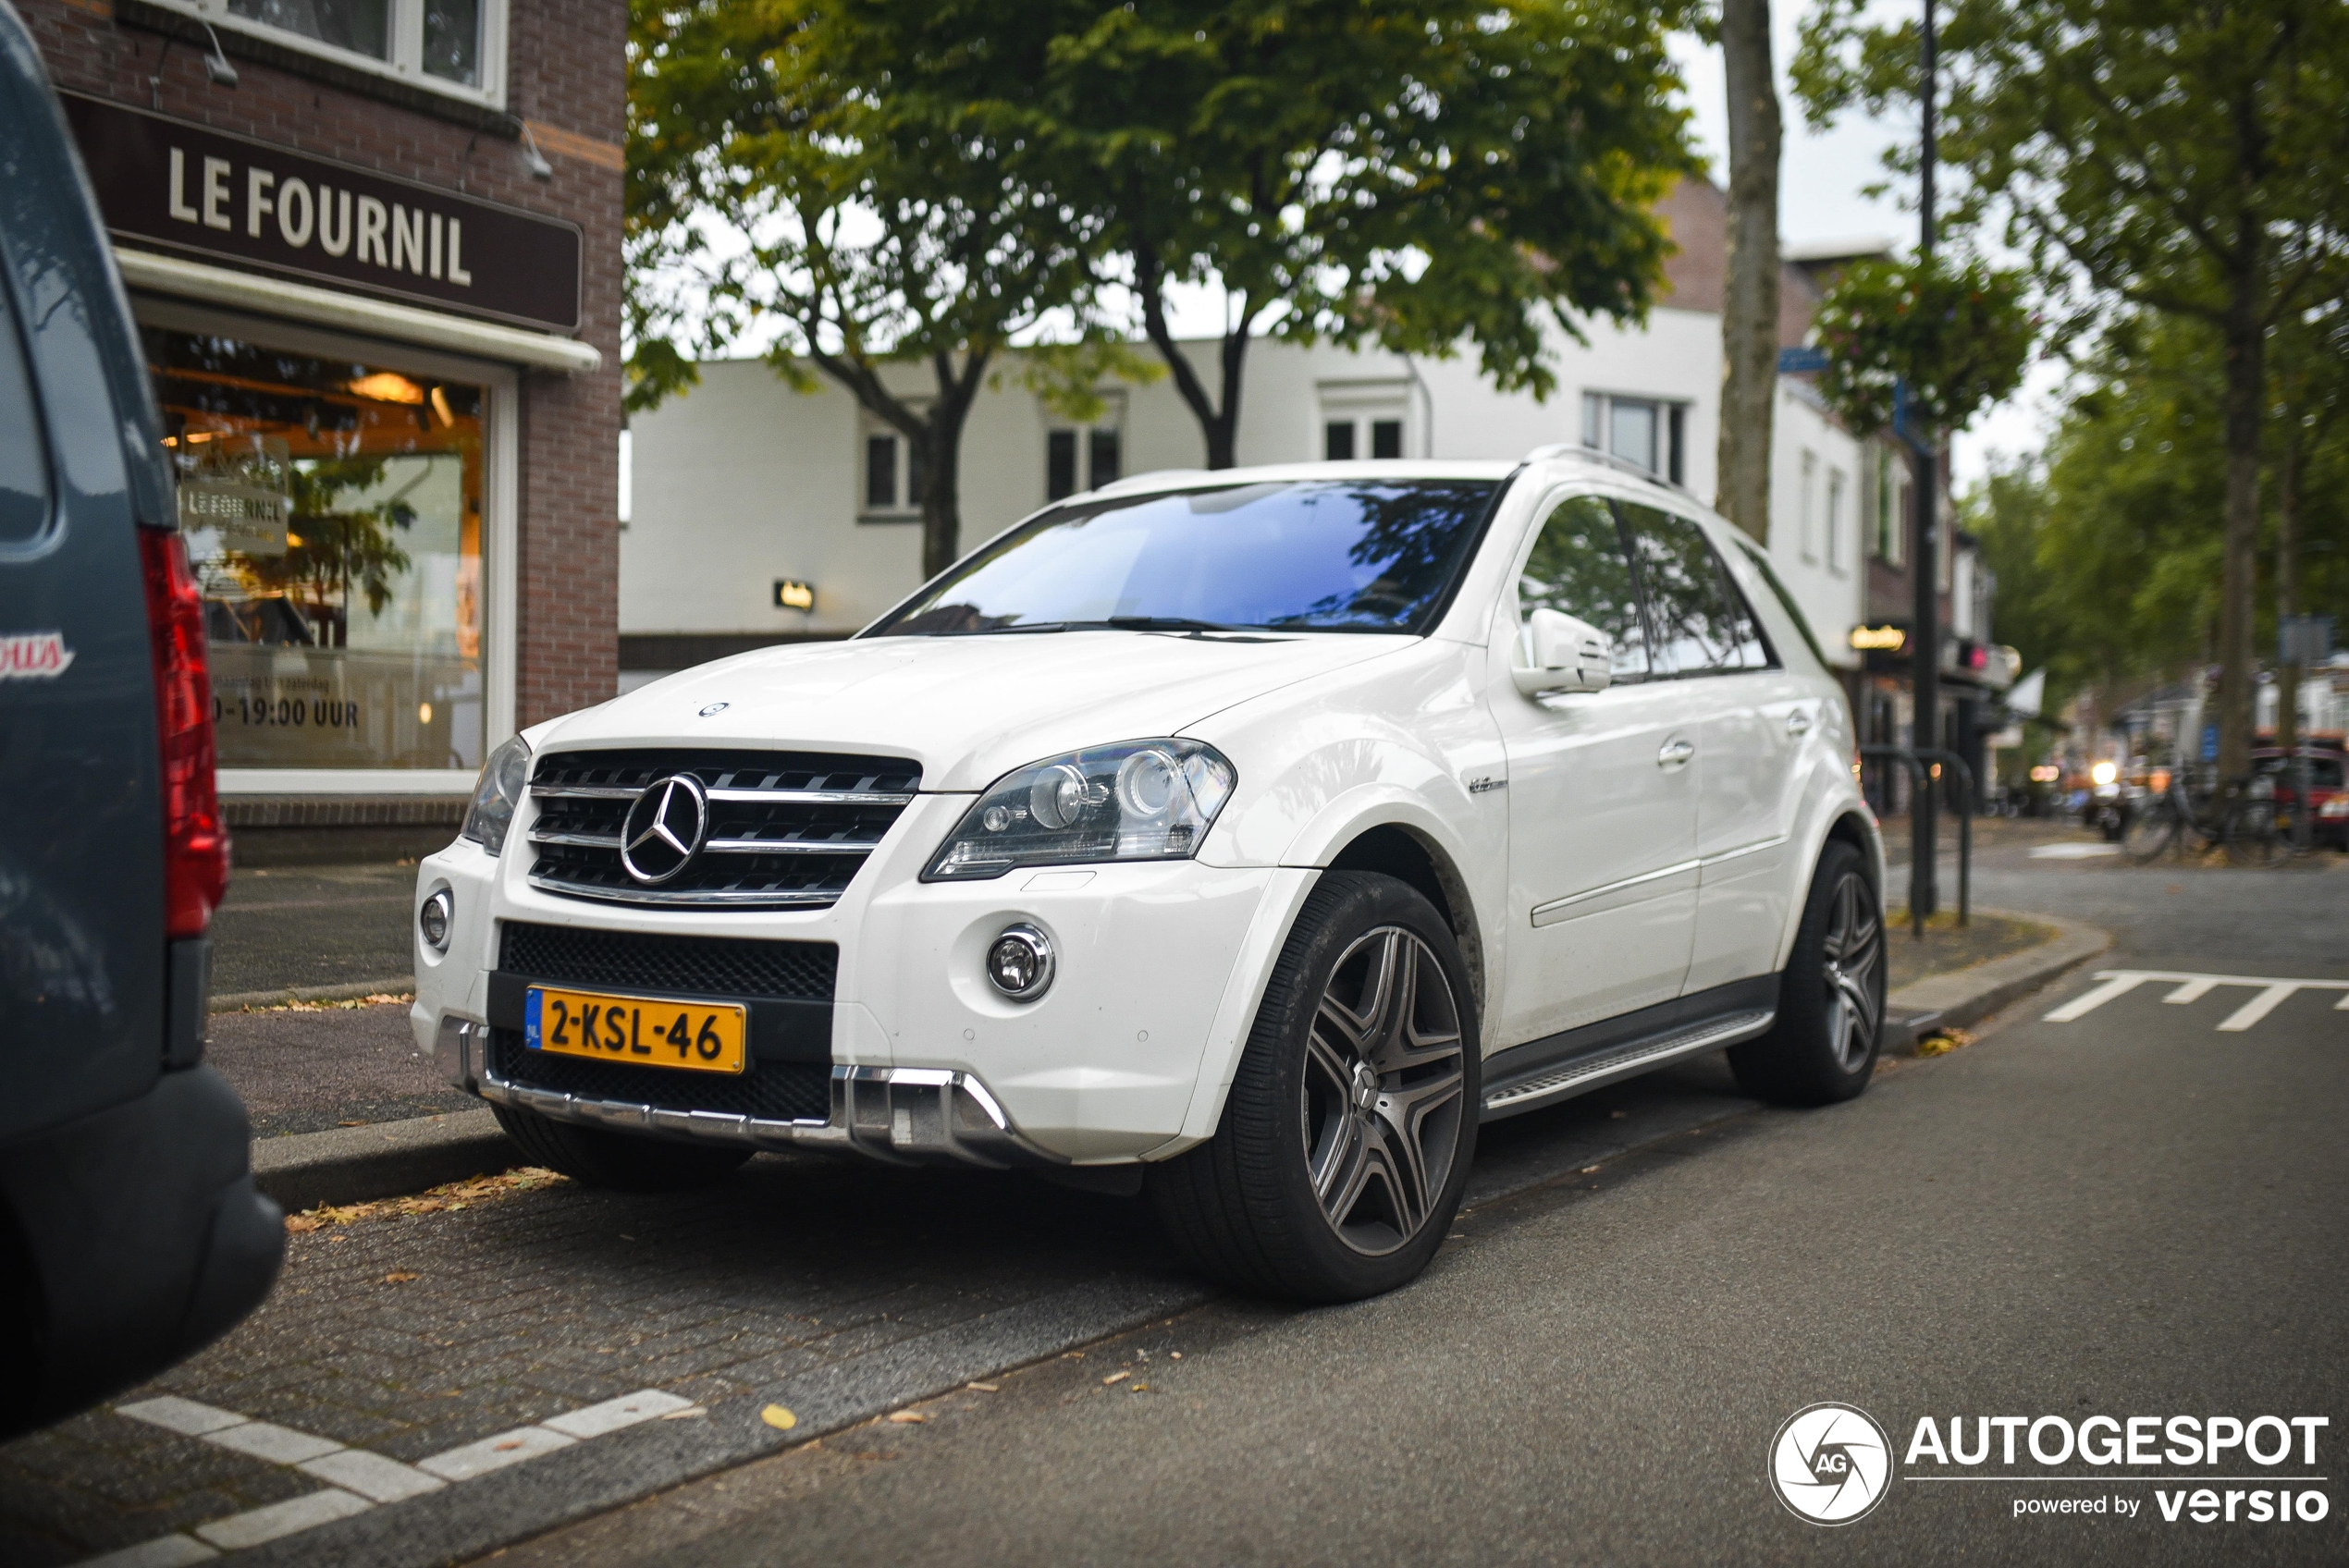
[1513,607,1613,697]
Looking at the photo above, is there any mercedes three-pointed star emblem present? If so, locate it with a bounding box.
[619,773,710,884]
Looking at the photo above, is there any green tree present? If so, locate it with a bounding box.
[979,0,1703,468]
[1796,0,2349,783]
[626,0,1095,576]
[1810,254,2032,441]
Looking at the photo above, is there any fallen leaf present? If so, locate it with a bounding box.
[888,1411,927,1425]
[1101,1371,1129,1386]
[1580,1165,1602,1174]
[760,1404,797,1431]
[660,1408,707,1420]
[967,1382,1000,1392]
[338,1119,367,1127]
[1130,1384,1150,1393]
[1062,1351,1085,1360]
[495,1439,524,1452]
[1169,1353,1181,1361]
[383,1271,419,1283]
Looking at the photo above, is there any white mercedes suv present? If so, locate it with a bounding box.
[412,448,1886,1301]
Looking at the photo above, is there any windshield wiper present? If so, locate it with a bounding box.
[932,620,1071,636]
[1092,616,1248,633]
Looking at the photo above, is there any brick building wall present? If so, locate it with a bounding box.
[19,0,623,729]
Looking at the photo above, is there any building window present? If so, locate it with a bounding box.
[860,416,925,520]
[152,0,510,105]
[1826,466,1848,574]
[148,323,486,770]
[1323,417,1403,460]
[1045,414,1121,501]
[1582,392,1687,484]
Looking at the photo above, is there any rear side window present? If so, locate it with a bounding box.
[0,296,49,545]
[1519,494,1648,680]
[1619,504,1773,675]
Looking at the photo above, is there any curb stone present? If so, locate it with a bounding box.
[212,976,416,1013]
[1882,908,2111,1047]
[249,1108,515,1212]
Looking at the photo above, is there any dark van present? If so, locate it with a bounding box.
[0,1,282,1438]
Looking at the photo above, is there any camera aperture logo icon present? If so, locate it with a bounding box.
[1770,1403,1892,1525]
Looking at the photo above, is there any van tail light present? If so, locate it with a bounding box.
[139,525,230,938]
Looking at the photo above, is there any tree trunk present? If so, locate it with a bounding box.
[802,344,989,584]
[1715,0,1782,543]
[2216,283,2264,784]
[1137,263,1248,469]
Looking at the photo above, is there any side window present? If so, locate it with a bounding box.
[1619,504,1772,675]
[0,293,50,545]
[1518,494,1647,680]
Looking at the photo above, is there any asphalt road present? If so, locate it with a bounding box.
[486,849,2349,1567]
[5,838,2340,1566]
[213,862,418,998]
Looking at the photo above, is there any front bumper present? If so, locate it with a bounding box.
[416,810,1300,1166]
[439,1015,1060,1168]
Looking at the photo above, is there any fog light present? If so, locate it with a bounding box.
[985,923,1054,1000]
[419,888,453,952]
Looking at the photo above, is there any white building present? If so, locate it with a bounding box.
[621,180,1876,699]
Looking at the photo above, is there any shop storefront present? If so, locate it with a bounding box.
[27,0,620,858]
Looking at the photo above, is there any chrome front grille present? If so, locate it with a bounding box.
[525,748,921,910]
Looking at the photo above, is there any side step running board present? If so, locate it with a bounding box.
[1480,1010,1775,1121]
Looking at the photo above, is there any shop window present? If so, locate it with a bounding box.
[154,0,508,104]
[147,325,485,770]
[1045,417,1120,501]
[1581,393,1687,484]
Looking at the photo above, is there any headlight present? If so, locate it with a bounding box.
[924,739,1236,881]
[461,734,532,856]
[2320,796,2349,819]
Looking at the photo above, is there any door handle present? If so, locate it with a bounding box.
[1656,738,1695,769]
[1787,709,1814,737]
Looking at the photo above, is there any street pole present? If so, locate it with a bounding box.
[1910,0,1940,923]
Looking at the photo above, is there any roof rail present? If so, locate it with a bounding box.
[1520,442,1691,496]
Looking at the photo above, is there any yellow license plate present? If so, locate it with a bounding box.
[524,986,748,1075]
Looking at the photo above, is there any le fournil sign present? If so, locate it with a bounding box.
[62,93,582,335]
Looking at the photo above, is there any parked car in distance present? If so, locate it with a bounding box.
[416,447,1885,1302]
[2253,745,2348,850]
[0,3,283,1439]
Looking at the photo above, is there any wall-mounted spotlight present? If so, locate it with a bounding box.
[200,22,239,86]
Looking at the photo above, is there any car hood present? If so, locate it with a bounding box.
[541,631,1415,790]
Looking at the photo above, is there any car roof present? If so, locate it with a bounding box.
[1087,450,1696,510]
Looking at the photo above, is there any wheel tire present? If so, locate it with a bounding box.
[1728,843,1885,1108]
[1147,871,1480,1303]
[2121,799,2178,862]
[490,1104,753,1192]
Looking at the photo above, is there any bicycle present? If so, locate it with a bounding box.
[2121,768,2287,864]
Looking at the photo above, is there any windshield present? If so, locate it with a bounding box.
[867,479,1499,637]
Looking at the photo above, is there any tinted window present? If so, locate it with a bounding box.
[0,298,48,545]
[872,480,1497,636]
[1518,494,1647,680]
[1620,504,1771,675]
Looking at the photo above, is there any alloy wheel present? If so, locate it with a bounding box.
[1299,925,1468,1256]
[1819,873,1884,1072]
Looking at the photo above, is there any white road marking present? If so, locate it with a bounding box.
[191,1489,372,1550]
[87,1388,700,1564]
[2030,842,2122,859]
[2044,969,2349,1030]
[114,1398,247,1438]
[203,1421,344,1464]
[75,1537,218,1568]
[295,1448,446,1503]
[416,1423,578,1481]
[541,1388,695,1439]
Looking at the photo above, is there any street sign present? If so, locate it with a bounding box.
[2279,614,2334,666]
[1777,346,1830,375]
